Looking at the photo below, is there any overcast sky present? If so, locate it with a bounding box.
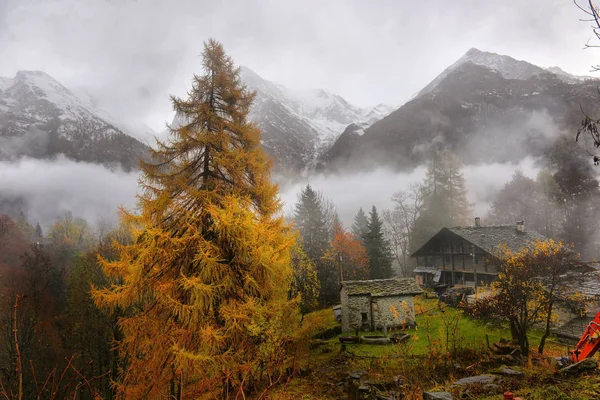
[1,0,599,132]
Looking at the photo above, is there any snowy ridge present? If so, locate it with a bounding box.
[0,70,156,142]
[545,66,598,83]
[418,48,599,97]
[0,70,149,170]
[240,66,393,154]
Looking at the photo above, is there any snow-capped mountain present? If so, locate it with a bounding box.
[321,48,600,172]
[418,48,599,97]
[0,70,149,170]
[239,66,392,174]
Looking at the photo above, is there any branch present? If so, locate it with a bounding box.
[13,294,23,400]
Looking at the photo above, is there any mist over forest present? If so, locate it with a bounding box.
[4,0,600,398]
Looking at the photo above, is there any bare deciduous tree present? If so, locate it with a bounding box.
[383,183,423,277]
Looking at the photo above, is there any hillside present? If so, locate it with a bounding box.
[238,66,393,174]
[0,70,149,171]
[319,49,600,173]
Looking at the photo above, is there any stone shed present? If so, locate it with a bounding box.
[340,278,423,333]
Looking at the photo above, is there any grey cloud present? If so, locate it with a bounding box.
[0,153,541,236]
[0,155,139,229]
[1,0,598,132]
[277,157,539,227]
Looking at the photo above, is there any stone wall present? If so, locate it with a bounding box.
[372,296,416,330]
[341,289,416,332]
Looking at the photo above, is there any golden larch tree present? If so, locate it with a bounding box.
[93,39,299,399]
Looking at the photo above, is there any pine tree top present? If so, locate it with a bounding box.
[138,38,280,229]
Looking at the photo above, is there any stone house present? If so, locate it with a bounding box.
[553,271,600,344]
[340,278,423,333]
[411,218,547,289]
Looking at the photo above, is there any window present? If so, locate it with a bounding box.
[444,255,452,265]
[475,255,484,265]
[361,312,368,324]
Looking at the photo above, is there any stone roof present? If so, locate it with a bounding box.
[447,226,547,254]
[412,225,547,257]
[563,272,600,299]
[553,273,600,342]
[554,315,594,343]
[342,278,423,297]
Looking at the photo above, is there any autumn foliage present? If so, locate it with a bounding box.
[323,219,369,281]
[461,239,584,355]
[92,39,302,399]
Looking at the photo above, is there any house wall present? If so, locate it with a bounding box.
[414,234,499,287]
[341,290,417,332]
[371,296,416,330]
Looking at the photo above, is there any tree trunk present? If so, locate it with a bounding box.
[538,300,554,354]
[509,320,518,342]
[516,326,529,356]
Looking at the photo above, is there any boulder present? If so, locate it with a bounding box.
[560,358,598,375]
[551,356,571,369]
[423,392,455,400]
[483,383,501,393]
[452,374,497,386]
[495,366,524,376]
[348,369,368,380]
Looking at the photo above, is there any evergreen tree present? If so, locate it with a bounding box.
[93,39,299,399]
[365,206,394,279]
[293,184,336,305]
[34,222,43,241]
[351,207,369,243]
[293,185,330,260]
[487,169,562,238]
[534,170,562,238]
[548,136,600,258]
[15,211,35,242]
[413,149,470,248]
[488,170,538,224]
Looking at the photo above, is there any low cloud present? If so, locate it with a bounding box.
[463,156,540,218]
[0,154,541,234]
[0,156,140,229]
[0,128,50,159]
[278,156,540,226]
[278,167,427,226]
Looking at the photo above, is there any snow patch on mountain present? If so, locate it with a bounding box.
[418,48,599,97]
[0,70,149,170]
[239,66,393,155]
[0,70,156,143]
[545,66,598,83]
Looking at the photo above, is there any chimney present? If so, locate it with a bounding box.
[516,220,525,233]
[474,217,481,227]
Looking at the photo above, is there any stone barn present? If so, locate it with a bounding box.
[340,278,423,333]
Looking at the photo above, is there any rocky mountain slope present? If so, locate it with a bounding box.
[319,48,600,172]
[0,70,149,171]
[239,66,393,174]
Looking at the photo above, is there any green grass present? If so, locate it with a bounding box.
[265,296,580,399]
[329,296,570,358]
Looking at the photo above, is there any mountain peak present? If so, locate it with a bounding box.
[464,47,484,56]
[418,48,545,97]
[15,70,54,79]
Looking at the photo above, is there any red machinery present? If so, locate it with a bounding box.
[570,312,600,362]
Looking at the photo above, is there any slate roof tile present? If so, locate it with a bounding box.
[342,278,423,297]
